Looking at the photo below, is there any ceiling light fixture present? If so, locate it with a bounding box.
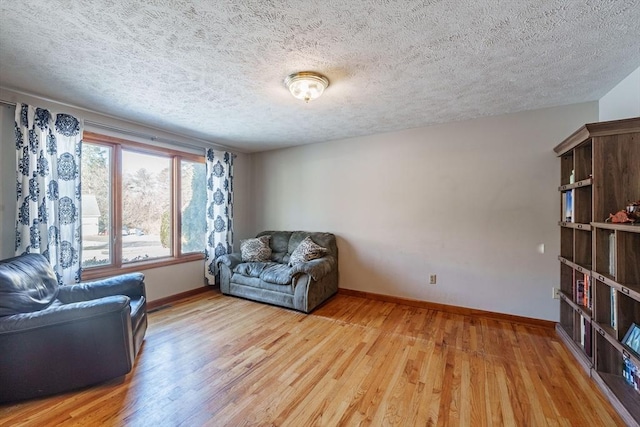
[284,71,329,102]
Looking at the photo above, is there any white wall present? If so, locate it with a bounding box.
[0,96,253,302]
[599,66,640,121]
[251,102,598,321]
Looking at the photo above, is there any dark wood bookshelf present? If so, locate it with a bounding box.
[555,117,640,427]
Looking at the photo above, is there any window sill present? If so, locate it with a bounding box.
[81,253,205,281]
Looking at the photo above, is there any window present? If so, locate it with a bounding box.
[180,160,207,254]
[121,150,171,262]
[81,143,112,267]
[81,132,206,278]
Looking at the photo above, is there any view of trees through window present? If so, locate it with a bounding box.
[121,150,171,263]
[181,160,207,254]
[81,143,111,267]
[80,135,207,271]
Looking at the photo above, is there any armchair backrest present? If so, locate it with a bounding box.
[0,254,59,316]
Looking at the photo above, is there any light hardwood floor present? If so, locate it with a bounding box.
[0,290,625,426]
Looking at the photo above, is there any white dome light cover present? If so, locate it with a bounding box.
[285,71,329,102]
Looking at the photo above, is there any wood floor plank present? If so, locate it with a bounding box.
[468,351,488,427]
[0,291,627,426]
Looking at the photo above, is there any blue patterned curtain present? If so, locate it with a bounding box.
[14,103,83,285]
[204,149,234,284]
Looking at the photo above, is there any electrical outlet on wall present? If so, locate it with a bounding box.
[429,274,437,285]
[552,287,561,299]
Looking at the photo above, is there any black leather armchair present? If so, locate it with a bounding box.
[0,254,147,402]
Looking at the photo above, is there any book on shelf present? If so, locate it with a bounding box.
[584,318,592,357]
[609,232,616,277]
[562,190,574,222]
[576,279,584,304]
[611,288,618,330]
[583,273,592,309]
[623,357,640,392]
[580,315,585,347]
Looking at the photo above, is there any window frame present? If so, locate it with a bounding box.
[82,131,205,280]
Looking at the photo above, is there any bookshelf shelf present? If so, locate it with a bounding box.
[559,291,592,319]
[557,256,591,272]
[592,222,640,233]
[558,221,592,231]
[558,177,593,191]
[595,372,640,422]
[594,321,640,368]
[556,323,593,374]
[554,117,640,426]
[594,322,617,343]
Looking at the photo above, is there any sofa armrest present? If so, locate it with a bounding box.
[57,273,145,304]
[0,295,130,334]
[290,256,336,281]
[216,253,243,270]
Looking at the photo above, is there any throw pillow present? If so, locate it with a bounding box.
[289,236,328,266]
[241,236,272,262]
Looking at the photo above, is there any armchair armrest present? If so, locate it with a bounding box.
[290,256,336,281]
[216,253,243,270]
[0,295,130,334]
[0,295,135,402]
[57,273,145,304]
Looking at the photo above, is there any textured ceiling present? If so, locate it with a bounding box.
[1,1,639,152]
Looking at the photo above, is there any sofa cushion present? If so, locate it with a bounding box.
[234,262,277,278]
[295,232,337,257]
[0,254,59,316]
[289,237,328,266]
[271,251,290,264]
[260,263,296,285]
[233,262,296,286]
[257,231,291,263]
[231,274,294,294]
[240,236,272,262]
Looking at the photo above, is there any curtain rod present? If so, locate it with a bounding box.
[0,99,237,155]
[84,121,207,153]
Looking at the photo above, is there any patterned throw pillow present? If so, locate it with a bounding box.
[240,236,272,262]
[289,236,328,266]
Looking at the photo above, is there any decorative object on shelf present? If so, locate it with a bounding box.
[607,210,637,223]
[569,169,575,184]
[284,71,329,102]
[606,200,640,223]
[623,323,640,358]
[627,200,640,221]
